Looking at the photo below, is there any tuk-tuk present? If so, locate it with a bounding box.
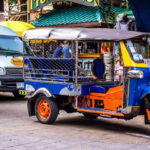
[23,28,150,125]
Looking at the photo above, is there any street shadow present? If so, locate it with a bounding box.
[54,115,150,136]
[0,92,27,102]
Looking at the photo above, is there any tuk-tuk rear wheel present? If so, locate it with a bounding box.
[35,96,58,124]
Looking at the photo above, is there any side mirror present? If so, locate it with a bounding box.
[127,70,143,79]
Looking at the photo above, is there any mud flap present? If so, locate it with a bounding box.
[145,109,150,124]
[27,98,35,116]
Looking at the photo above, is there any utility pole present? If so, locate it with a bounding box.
[5,0,10,20]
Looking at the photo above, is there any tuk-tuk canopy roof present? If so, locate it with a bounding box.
[23,28,149,41]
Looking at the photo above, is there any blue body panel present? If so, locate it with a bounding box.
[127,67,150,107]
[24,58,150,108]
[141,86,150,100]
[25,81,91,96]
[90,85,106,93]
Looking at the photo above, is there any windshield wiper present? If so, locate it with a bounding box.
[0,48,23,55]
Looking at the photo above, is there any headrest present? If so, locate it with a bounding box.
[91,58,105,78]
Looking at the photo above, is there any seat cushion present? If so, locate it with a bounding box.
[90,86,106,93]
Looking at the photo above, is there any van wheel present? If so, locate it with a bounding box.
[35,96,59,124]
[83,113,98,119]
[13,91,25,98]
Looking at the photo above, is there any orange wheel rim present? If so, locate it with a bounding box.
[37,99,50,120]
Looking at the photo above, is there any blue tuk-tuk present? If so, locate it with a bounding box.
[23,28,150,125]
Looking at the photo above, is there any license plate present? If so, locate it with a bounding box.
[17,82,24,89]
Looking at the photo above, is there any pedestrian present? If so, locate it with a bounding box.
[62,41,72,58]
[52,41,64,58]
[114,14,131,31]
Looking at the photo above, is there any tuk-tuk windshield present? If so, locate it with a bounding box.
[0,35,33,56]
[125,39,148,63]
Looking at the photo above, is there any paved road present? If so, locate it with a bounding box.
[0,92,150,150]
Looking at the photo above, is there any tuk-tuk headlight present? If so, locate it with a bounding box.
[0,67,5,75]
[127,70,143,79]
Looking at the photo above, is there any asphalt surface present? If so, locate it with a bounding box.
[0,92,150,150]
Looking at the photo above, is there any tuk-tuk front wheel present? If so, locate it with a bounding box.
[35,96,59,124]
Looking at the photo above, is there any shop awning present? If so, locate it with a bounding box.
[23,28,149,41]
[32,5,102,27]
[32,5,126,27]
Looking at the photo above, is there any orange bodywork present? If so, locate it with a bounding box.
[77,108,124,117]
[146,109,150,122]
[88,86,123,111]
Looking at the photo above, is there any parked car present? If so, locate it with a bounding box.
[0,25,33,98]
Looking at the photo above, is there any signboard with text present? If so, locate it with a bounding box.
[28,0,97,12]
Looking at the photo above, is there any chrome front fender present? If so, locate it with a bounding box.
[27,88,52,117]
[30,88,52,98]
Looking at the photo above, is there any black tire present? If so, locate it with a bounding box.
[143,97,150,124]
[35,96,59,124]
[83,113,98,119]
[13,91,25,98]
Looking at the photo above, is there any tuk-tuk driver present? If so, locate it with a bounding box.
[62,41,72,58]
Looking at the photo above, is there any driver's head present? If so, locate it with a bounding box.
[64,40,70,45]
[122,14,129,23]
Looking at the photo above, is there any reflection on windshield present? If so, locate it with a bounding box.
[0,36,23,54]
[0,35,33,56]
[125,40,147,63]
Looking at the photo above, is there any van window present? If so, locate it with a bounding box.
[0,35,33,56]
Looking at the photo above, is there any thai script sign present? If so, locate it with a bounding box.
[28,0,97,12]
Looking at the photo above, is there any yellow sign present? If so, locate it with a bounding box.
[19,90,27,95]
[11,58,23,67]
[30,39,57,43]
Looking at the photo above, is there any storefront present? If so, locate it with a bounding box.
[29,0,128,27]
[27,0,128,58]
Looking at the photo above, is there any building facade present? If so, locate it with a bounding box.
[28,0,128,27]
